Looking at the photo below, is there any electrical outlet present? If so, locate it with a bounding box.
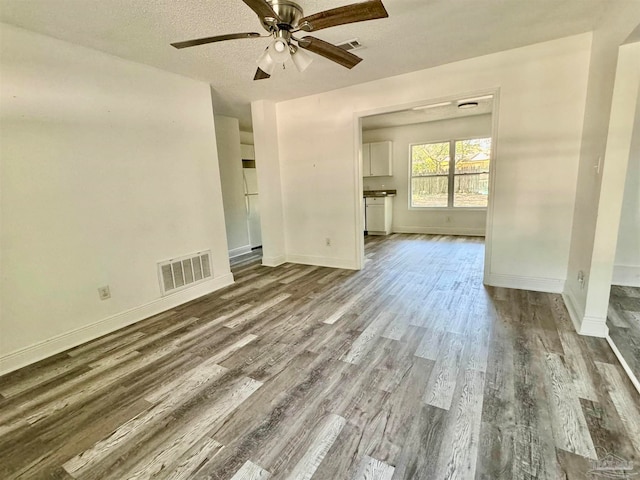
[98,286,111,300]
[577,271,585,289]
[325,237,331,247]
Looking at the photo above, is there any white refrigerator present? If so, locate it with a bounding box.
[243,168,262,248]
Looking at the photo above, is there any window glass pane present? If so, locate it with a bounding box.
[454,173,489,207]
[454,138,491,174]
[411,142,450,176]
[411,176,448,207]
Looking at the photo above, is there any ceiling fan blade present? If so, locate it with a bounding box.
[254,67,271,80]
[298,0,388,32]
[171,32,261,49]
[242,0,281,21]
[298,36,363,69]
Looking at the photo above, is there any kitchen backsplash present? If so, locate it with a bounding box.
[363,178,396,191]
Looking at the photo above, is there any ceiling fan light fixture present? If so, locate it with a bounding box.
[291,47,313,72]
[257,48,276,75]
[267,38,291,63]
[274,38,287,52]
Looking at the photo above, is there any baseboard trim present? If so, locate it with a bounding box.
[0,273,235,376]
[606,336,640,395]
[562,289,608,337]
[484,273,565,293]
[612,264,640,287]
[228,245,252,258]
[393,226,485,237]
[562,289,585,334]
[579,315,609,337]
[262,255,286,267]
[286,253,359,270]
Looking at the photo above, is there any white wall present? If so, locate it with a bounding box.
[0,23,232,374]
[251,100,286,266]
[564,6,640,335]
[613,113,640,287]
[580,42,640,335]
[240,131,254,145]
[363,114,492,236]
[264,34,591,288]
[215,115,251,257]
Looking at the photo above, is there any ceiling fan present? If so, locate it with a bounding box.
[171,0,389,80]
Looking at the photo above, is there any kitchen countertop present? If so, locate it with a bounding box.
[363,189,397,197]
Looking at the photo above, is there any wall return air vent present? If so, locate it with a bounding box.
[158,250,212,295]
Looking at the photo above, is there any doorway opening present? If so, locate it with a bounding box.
[356,91,499,277]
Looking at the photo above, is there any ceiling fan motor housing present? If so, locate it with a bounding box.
[263,1,304,31]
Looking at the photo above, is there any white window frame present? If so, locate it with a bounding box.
[409,136,491,210]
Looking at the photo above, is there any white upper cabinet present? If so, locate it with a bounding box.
[362,141,392,177]
[362,143,371,176]
[370,141,392,176]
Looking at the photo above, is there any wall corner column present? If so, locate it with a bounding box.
[251,100,287,266]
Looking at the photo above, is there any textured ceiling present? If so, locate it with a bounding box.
[0,0,612,130]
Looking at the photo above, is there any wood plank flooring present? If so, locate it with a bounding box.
[607,285,640,383]
[1,234,639,479]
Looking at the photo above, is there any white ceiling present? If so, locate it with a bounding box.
[0,0,612,130]
[362,95,493,130]
[625,23,640,43]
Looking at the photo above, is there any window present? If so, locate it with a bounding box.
[410,137,491,208]
[410,141,450,207]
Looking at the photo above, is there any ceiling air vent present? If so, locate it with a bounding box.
[337,38,364,51]
[158,250,212,295]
